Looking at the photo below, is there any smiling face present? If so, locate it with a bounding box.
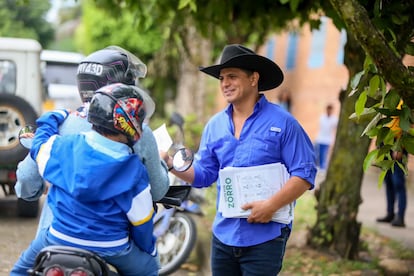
[219,67,259,105]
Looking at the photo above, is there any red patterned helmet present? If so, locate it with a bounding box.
[87,83,146,143]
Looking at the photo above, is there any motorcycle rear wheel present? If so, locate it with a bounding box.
[157,212,197,275]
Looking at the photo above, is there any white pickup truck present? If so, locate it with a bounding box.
[0,37,83,217]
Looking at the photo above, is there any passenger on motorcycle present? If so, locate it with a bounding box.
[11,83,159,276]
[14,46,170,238]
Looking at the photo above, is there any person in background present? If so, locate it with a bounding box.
[15,46,170,237]
[314,103,338,171]
[162,44,317,275]
[277,88,292,112]
[11,84,158,276]
[376,150,408,227]
[376,100,407,227]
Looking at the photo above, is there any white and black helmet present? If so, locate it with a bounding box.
[77,46,147,103]
[76,46,155,119]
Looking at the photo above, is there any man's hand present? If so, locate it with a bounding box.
[159,150,173,170]
[241,199,275,223]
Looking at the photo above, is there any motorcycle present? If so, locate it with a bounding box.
[154,179,198,275]
[153,112,203,275]
[18,124,199,276]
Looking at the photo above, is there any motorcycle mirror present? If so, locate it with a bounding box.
[19,125,36,149]
[172,147,193,172]
[169,112,184,128]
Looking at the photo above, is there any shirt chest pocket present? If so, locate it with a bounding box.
[240,134,281,165]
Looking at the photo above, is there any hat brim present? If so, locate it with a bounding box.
[200,55,284,91]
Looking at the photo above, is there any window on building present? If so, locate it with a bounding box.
[286,32,299,70]
[265,37,275,61]
[308,17,327,68]
[337,29,347,65]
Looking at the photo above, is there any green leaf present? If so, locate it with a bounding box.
[349,107,376,123]
[377,170,387,188]
[391,14,405,25]
[405,41,414,55]
[355,91,367,117]
[407,128,414,136]
[368,75,380,97]
[383,129,396,145]
[377,147,392,161]
[363,149,379,171]
[361,113,381,137]
[366,125,379,138]
[289,0,300,11]
[402,136,414,155]
[396,161,408,175]
[377,127,391,144]
[178,0,192,9]
[350,70,364,91]
[363,56,373,71]
[384,89,400,109]
[400,116,411,132]
[348,87,358,97]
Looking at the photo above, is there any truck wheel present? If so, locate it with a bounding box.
[17,198,39,218]
[0,94,38,165]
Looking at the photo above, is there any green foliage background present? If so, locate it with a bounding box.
[0,0,54,48]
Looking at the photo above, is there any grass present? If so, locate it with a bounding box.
[281,192,414,275]
[197,187,414,275]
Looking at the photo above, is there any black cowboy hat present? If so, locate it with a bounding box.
[199,44,284,91]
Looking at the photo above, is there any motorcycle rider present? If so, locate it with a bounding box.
[12,83,159,276]
[15,46,170,237]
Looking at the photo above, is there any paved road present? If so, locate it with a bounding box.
[357,166,414,250]
[0,196,39,275]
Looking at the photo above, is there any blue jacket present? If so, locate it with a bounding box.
[15,105,169,237]
[31,110,156,256]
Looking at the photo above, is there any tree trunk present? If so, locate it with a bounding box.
[308,34,370,259]
[175,24,212,121]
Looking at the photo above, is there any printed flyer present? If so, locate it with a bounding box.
[218,163,294,224]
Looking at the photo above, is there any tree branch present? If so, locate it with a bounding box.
[329,0,414,109]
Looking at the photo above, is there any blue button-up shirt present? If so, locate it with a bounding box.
[193,95,317,246]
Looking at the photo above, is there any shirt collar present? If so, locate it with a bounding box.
[225,94,266,117]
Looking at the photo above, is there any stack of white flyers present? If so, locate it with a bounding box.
[218,163,294,224]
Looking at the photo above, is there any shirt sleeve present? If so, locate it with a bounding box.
[193,121,220,188]
[281,118,317,189]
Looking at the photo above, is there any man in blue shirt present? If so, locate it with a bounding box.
[163,44,317,275]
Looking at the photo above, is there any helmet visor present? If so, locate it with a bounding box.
[105,45,147,79]
[134,85,155,120]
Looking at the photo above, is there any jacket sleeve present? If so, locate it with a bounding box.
[130,222,157,256]
[15,154,45,200]
[133,124,170,201]
[30,110,69,171]
[126,185,157,256]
